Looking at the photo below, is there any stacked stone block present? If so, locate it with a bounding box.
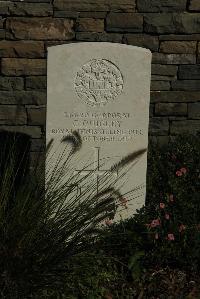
[0,0,200,163]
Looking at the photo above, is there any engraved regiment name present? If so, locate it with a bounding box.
[51,111,144,142]
[75,59,124,107]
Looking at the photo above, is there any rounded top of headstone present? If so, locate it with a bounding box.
[47,41,152,111]
[47,42,152,57]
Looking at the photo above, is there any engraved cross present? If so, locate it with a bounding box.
[75,147,118,194]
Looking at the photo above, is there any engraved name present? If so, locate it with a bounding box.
[51,110,143,142]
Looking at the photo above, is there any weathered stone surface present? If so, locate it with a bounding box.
[0,125,42,138]
[155,103,187,116]
[76,18,104,32]
[149,104,154,117]
[152,75,176,81]
[160,41,197,54]
[152,53,196,64]
[26,76,47,90]
[149,117,169,135]
[8,2,53,16]
[138,0,186,12]
[107,13,143,32]
[54,11,79,18]
[0,30,5,39]
[6,18,74,40]
[79,11,107,18]
[2,58,46,76]
[1,1,53,16]
[178,65,200,79]
[25,91,46,105]
[188,103,200,119]
[0,1,11,15]
[76,32,123,42]
[172,80,200,90]
[0,41,44,58]
[144,13,200,34]
[124,34,159,51]
[159,34,200,41]
[1,0,199,140]
[0,105,27,125]
[30,138,45,152]
[171,120,200,134]
[0,91,46,105]
[0,77,24,90]
[27,106,46,125]
[44,40,73,49]
[151,91,200,103]
[151,81,171,91]
[10,0,51,2]
[54,0,136,12]
[149,136,170,147]
[189,0,200,11]
[168,116,187,120]
[198,42,200,63]
[0,18,4,28]
[152,64,178,76]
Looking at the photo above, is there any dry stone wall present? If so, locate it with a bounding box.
[0,0,200,165]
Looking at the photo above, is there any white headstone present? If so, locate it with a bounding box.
[46,42,152,221]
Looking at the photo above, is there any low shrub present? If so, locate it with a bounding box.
[1,132,199,298]
[89,133,200,298]
[145,133,200,271]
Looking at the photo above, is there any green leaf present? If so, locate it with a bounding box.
[128,251,145,270]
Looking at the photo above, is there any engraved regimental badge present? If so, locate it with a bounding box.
[75,59,124,107]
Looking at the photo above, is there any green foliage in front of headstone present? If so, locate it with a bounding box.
[100,134,200,269]
[1,132,200,298]
[73,133,200,298]
[0,130,116,298]
[47,132,200,298]
[0,130,146,298]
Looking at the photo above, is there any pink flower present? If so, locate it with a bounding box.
[165,213,170,220]
[105,219,113,226]
[155,233,159,240]
[176,167,187,177]
[169,194,174,202]
[176,170,183,177]
[180,167,187,174]
[160,203,165,209]
[179,224,186,233]
[167,233,175,241]
[150,219,160,228]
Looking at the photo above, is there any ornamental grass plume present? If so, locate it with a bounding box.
[0,130,145,298]
[0,131,116,298]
